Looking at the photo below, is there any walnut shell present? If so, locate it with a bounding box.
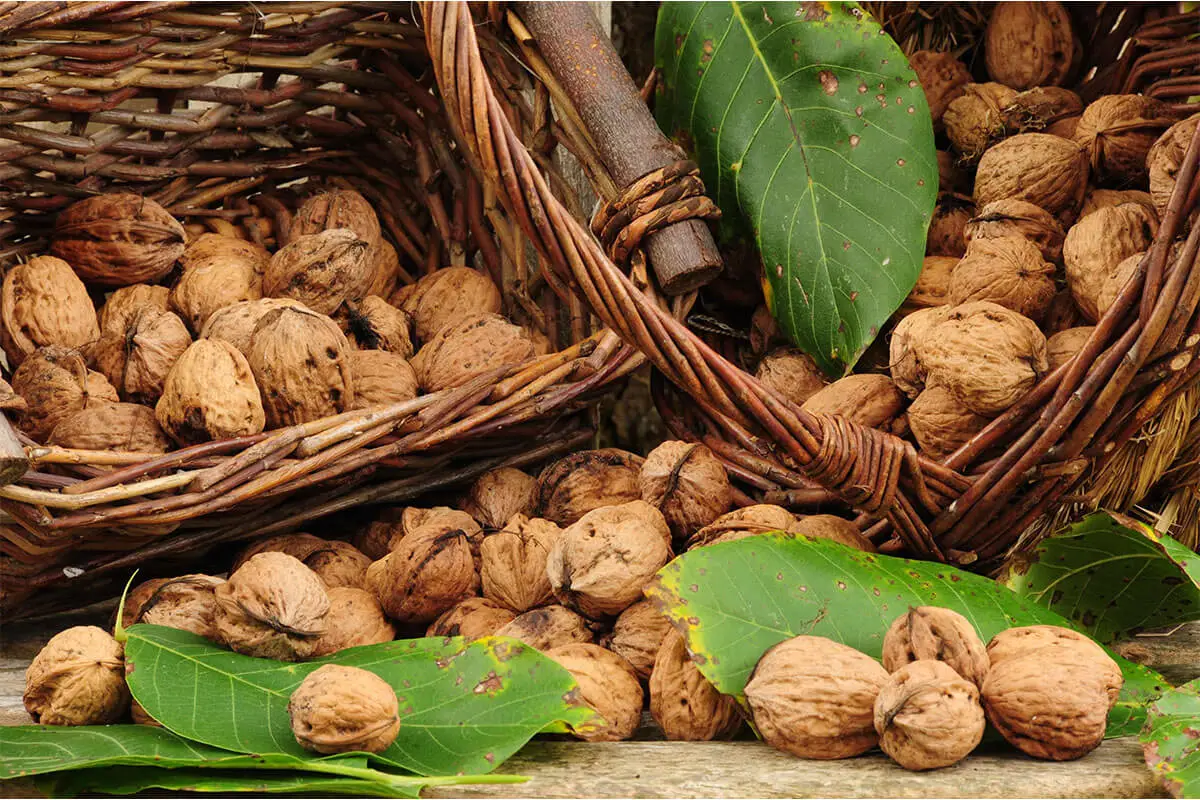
[754,348,828,405]
[744,635,889,759]
[368,241,402,300]
[548,501,672,619]
[305,540,372,590]
[907,385,993,461]
[944,83,1019,159]
[984,2,1075,90]
[908,50,971,128]
[794,515,875,552]
[689,504,801,549]
[49,402,171,453]
[98,284,171,335]
[410,312,535,393]
[346,350,417,411]
[289,664,399,754]
[247,305,355,427]
[1043,289,1087,336]
[1095,252,1143,321]
[426,597,516,640]
[1064,203,1158,321]
[311,587,395,657]
[390,507,485,557]
[874,660,985,770]
[937,150,971,194]
[1046,326,1095,372]
[1002,87,1084,136]
[88,307,192,404]
[974,133,1089,225]
[537,449,645,526]
[963,199,1067,264]
[1,255,100,368]
[889,305,958,398]
[12,346,118,442]
[156,339,265,445]
[233,533,328,572]
[548,643,643,742]
[650,629,742,741]
[1074,95,1175,183]
[494,604,595,651]
[801,374,906,432]
[342,296,413,357]
[603,599,675,679]
[289,191,383,301]
[948,236,1056,321]
[902,256,958,315]
[199,297,307,355]
[365,522,479,624]
[1147,113,1199,219]
[986,625,1117,683]
[121,574,224,640]
[213,552,330,661]
[353,520,401,561]
[171,234,269,332]
[480,514,561,613]
[462,467,538,532]
[24,626,129,726]
[639,441,733,541]
[263,229,373,315]
[882,607,990,688]
[926,194,974,258]
[50,194,185,286]
[401,267,502,342]
[1080,188,1157,218]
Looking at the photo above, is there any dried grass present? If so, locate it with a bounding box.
[862,1,989,57]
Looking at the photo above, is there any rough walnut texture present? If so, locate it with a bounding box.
[1074,94,1175,183]
[50,194,185,286]
[1047,326,1096,372]
[874,660,985,770]
[263,228,373,316]
[1002,87,1084,137]
[754,348,828,406]
[794,515,875,552]
[973,133,1089,225]
[98,284,171,335]
[1147,114,1200,218]
[391,507,485,557]
[233,533,328,572]
[948,236,1056,322]
[347,349,417,411]
[908,50,971,128]
[537,449,645,526]
[199,297,306,355]
[341,296,413,357]
[410,312,535,393]
[493,604,594,651]
[902,256,957,315]
[155,338,265,445]
[963,199,1066,264]
[311,587,395,657]
[603,599,675,680]
[401,267,502,343]
[1,255,99,368]
[50,402,170,454]
[122,574,224,641]
[801,374,907,433]
[171,234,269,332]
[480,514,561,613]
[1063,203,1158,321]
[882,606,990,688]
[907,385,994,461]
[639,440,733,542]
[925,194,973,258]
[984,1,1074,90]
[548,643,643,742]
[213,552,330,661]
[24,626,130,726]
[12,346,117,442]
[288,664,399,754]
[426,597,516,640]
[247,305,355,427]
[305,540,372,589]
[364,522,479,624]
[943,83,1019,160]
[650,629,742,741]
[288,190,383,301]
[1081,188,1157,218]
[88,307,192,404]
[463,467,538,532]
[689,504,800,549]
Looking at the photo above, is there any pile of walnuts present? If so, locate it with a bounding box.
[2,188,541,453]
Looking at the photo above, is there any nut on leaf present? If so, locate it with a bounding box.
[902,256,958,315]
[926,194,974,258]
[12,346,118,442]
[907,385,993,461]
[156,339,265,445]
[171,234,269,332]
[263,229,373,316]
[98,284,171,335]
[547,643,643,742]
[1,255,99,368]
[1046,326,1095,372]
[88,307,192,404]
[247,305,355,427]
[1074,94,1175,182]
[874,660,984,770]
[984,2,1075,90]
[1147,113,1199,219]
[639,441,733,541]
[744,635,889,759]
[426,597,516,640]
[794,515,875,552]
[401,267,502,342]
[754,348,828,406]
[311,587,395,657]
[537,448,645,526]
[365,522,479,624]
[689,504,800,549]
[289,664,399,754]
[974,133,1089,225]
[548,500,672,619]
[24,626,129,726]
[650,629,742,741]
[341,296,413,357]
[410,312,535,393]
[121,574,224,640]
[305,540,372,589]
[603,599,674,679]
[463,467,538,532]
[1064,203,1158,321]
[480,514,560,613]
[908,50,971,128]
[494,604,594,651]
[49,402,171,454]
[882,606,989,688]
[948,236,1056,321]
[347,349,417,411]
[963,199,1067,264]
[213,551,330,661]
[801,374,907,433]
[50,194,185,286]
[944,83,1019,160]
[199,297,306,355]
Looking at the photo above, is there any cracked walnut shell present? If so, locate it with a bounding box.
[537,449,645,527]
[882,607,990,688]
[24,626,130,726]
[214,552,330,661]
[410,312,535,393]
[156,339,265,445]
[650,629,742,741]
[548,643,643,742]
[289,665,399,754]
[480,514,560,613]
[50,194,185,287]
[639,441,733,541]
[12,346,118,442]
[2,255,99,368]
[874,660,985,770]
[311,587,395,657]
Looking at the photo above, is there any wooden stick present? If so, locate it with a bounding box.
[0,415,28,487]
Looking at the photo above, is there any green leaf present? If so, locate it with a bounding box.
[645,534,1169,736]
[1141,678,1200,798]
[42,767,413,798]
[125,626,593,777]
[654,1,937,375]
[1004,511,1200,643]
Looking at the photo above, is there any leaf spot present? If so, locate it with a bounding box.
[849,134,861,147]
[908,79,919,89]
[858,83,868,94]
[836,580,847,590]
[850,291,859,301]
[818,70,839,95]
[897,158,905,167]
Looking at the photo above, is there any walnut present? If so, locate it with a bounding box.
[1080,188,1157,218]
[901,257,958,315]
[347,350,417,411]
[547,643,643,742]
[874,660,985,770]
[882,607,990,688]
[401,267,502,342]
[547,500,672,619]
[984,2,1075,90]
[795,515,875,552]
[289,665,399,754]
[1043,289,1088,337]
[1095,252,1143,321]
[463,467,538,531]
[689,504,801,549]
[390,507,485,556]
[341,296,413,357]
[986,625,1119,690]
[156,339,265,445]
[944,83,1019,160]
[907,385,993,461]
[289,191,383,301]
[306,541,373,589]
[801,374,907,433]
[889,305,957,398]
[121,574,224,640]
[963,199,1067,264]
[247,305,354,428]
[537,449,645,526]
[926,194,974,258]
[754,348,828,405]
[1064,203,1158,321]
[410,313,535,393]
[480,514,560,613]
[170,234,269,332]
[948,236,1056,321]
[49,402,171,453]
[311,587,395,657]
[650,629,742,741]
[1147,113,1199,219]
[1,255,99,368]
[1046,326,1095,372]
[12,346,117,442]
[1002,87,1084,136]
[24,626,129,726]
[603,599,674,679]
[213,552,330,661]
[908,50,971,129]
[88,307,192,404]
[354,520,401,561]
[0,379,26,415]
[365,522,479,624]
[233,533,328,571]
[98,284,171,335]
[426,597,516,640]
[199,298,306,355]
[263,229,373,315]
[368,241,402,300]
[1074,95,1175,183]
[974,133,1089,225]
[744,636,889,759]
[494,604,595,651]
[50,194,185,286]
[639,441,733,541]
